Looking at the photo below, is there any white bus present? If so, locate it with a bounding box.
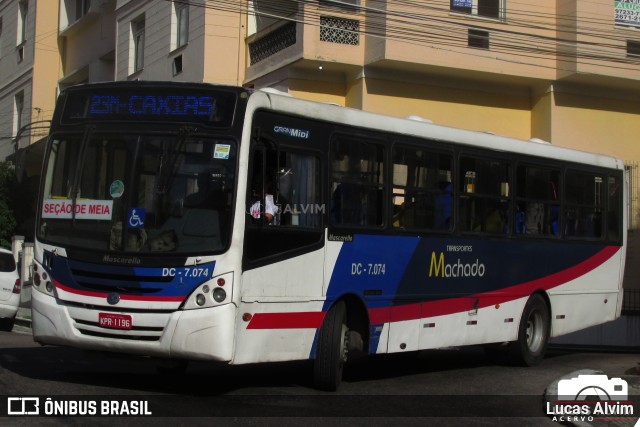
[31,82,626,390]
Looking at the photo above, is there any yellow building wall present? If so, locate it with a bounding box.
[531,91,553,143]
[285,77,533,141]
[203,9,245,86]
[288,79,347,106]
[360,78,532,141]
[30,0,61,143]
[550,91,640,162]
[345,78,364,111]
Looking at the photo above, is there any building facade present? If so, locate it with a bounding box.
[0,0,59,161]
[9,0,640,228]
[58,0,117,91]
[114,0,245,85]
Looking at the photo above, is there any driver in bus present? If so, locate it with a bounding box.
[250,177,279,224]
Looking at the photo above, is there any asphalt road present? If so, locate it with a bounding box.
[0,328,638,426]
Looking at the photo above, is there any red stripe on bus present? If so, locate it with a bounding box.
[54,280,185,302]
[247,312,326,329]
[369,245,620,324]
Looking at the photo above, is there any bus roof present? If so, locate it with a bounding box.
[254,88,623,171]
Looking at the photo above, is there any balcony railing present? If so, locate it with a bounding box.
[320,16,359,46]
[248,22,297,65]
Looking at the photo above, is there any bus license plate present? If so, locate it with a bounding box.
[98,313,132,330]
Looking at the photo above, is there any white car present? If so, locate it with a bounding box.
[0,248,21,331]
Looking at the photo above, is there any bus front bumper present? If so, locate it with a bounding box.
[31,289,236,362]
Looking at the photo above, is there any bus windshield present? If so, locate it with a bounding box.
[38,132,237,255]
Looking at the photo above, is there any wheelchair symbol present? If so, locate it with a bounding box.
[127,208,146,229]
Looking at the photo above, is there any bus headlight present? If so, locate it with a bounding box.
[212,288,226,303]
[184,272,233,310]
[196,294,206,306]
[33,261,56,297]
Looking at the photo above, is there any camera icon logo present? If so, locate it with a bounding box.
[7,397,40,415]
[558,374,628,401]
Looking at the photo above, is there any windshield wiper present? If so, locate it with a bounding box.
[69,125,95,222]
[155,126,195,195]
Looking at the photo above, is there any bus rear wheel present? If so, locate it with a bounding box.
[314,301,349,391]
[510,294,550,366]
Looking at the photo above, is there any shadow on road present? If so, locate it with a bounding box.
[0,337,578,396]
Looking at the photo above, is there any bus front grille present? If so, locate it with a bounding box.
[72,319,164,342]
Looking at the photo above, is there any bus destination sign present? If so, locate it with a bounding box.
[60,87,237,127]
[90,95,214,117]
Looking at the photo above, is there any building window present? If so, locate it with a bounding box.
[174,2,189,50]
[131,16,145,74]
[14,91,24,139]
[75,0,90,21]
[17,0,28,45]
[451,0,503,19]
[468,29,489,49]
[628,40,640,58]
[172,55,183,75]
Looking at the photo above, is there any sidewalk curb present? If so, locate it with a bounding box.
[15,306,32,330]
[14,315,32,329]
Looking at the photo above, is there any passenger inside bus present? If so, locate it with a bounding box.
[434,181,452,229]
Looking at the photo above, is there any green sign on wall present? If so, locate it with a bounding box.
[616,0,640,27]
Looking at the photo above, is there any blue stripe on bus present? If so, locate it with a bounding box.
[326,235,607,305]
[47,256,215,299]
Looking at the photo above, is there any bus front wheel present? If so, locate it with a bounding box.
[314,301,349,391]
[510,293,550,366]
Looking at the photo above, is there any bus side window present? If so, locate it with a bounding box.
[245,143,323,263]
[331,137,385,227]
[459,156,510,234]
[565,170,604,239]
[608,175,621,241]
[516,165,560,237]
[275,151,321,228]
[391,144,452,231]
